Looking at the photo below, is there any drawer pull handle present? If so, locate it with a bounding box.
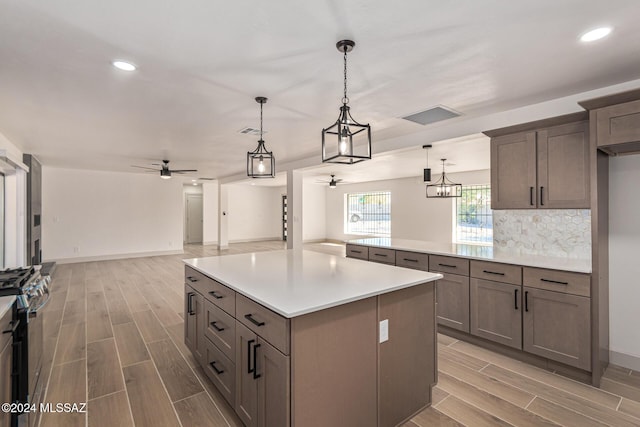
[374,253,388,257]
[209,291,224,299]
[403,258,419,263]
[351,250,362,254]
[530,187,534,206]
[210,321,225,332]
[514,289,519,310]
[540,278,569,285]
[244,314,265,327]
[186,276,198,282]
[210,361,224,375]
[525,291,529,312]
[439,263,456,268]
[483,270,505,276]
[2,320,20,334]
[247,339,255,374]
[540,186,545,206]
[187,293,195,316]
[253,343,261,379]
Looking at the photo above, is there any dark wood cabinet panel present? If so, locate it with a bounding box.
[490,131,537,209]
[538,121,590,208]
[184,284,204,364]
[256,338,290,427]
[470,260,522,285]
[235,322,258,427]
[523,287,591,371]
[0,334,11,427]
[203,300,236,361]
[523,267,591,297]
[368,247,396,265]
[345,244,368,260]
[203,337,235,407]
[470,278,522,349]
[395,250,429,271]
[435,273,470,333]
[430,255,470,276]
[595,98,640,152]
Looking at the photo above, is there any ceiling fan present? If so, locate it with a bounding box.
[131,160,197,179]
[315,174,345,189]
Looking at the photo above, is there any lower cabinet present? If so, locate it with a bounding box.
[184,284,204,363]
[470,278,522,349]
[523,287,591,371]
[1,310,12,427]
[435,273,470,333]
[235,322,290,427]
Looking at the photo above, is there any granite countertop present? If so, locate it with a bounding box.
[347,238,592,274]
[184,249,442,318]
[0,296,16,319]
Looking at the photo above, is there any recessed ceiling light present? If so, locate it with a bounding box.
[192,183,198,186]
[191,179,197,182]
[112,60,136,71]
[580,27,612,42]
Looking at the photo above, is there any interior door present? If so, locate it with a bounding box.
[185,194,203,244]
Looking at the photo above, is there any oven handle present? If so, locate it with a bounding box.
[12,340,23,378]
[30,293,51,314]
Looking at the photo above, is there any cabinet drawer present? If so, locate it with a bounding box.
[346,244,368,260]
[185,266,236,315]
[204,300,236,361]
[368,247,396,265]
[236,294,290,355]
[523,267,590,297]
[429,255,469,276]
[1,305,13,352]
[471,261,522,285]
[203,337,235,407]
[395,251,429,271]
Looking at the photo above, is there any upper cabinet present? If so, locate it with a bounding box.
[485,113,590,210]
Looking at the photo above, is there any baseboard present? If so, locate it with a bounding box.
[47,249,185,264]
[610,350,640,371]
[228,237,282,243]
[302,238,329,244]
[202,241,218,246]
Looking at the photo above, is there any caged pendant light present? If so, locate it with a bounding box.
[322,40,371,164]
[426,159,462,198]
[247,97,275,178]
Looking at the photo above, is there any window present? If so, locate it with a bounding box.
[455,185,493,244]
[345,191,391,236]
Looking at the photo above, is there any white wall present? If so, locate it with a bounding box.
[326,170,490,243]
[42,167,184,262]
[202,182,219,245]
[0,131,26,268]
[609,155,640,369]
[227,184,284,242]
[302,182,326,242]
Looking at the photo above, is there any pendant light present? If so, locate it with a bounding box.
[247,97,275,178]
[422,144,432,182]
[322,40,371,164]
[426,159,462,198]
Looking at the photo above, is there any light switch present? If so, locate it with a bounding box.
[379,319,389,343]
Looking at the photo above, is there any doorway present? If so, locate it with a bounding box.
[185,193,203,244]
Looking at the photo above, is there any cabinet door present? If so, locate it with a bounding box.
[523,287,591,371]
[596,98,640,148]
[257,338,290,427]
[436,273,470,333]
[236,322,258,427]
[0,340,11,427]
[490,131,537,209]
[184,285,204,363]
[538,121,590,209]
[470,278,522,349]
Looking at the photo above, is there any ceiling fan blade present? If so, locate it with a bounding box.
[172,169,198,173]
[198,177,215,180]
[131,165,160,171]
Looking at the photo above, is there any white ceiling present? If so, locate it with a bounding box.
[1,1,640,181]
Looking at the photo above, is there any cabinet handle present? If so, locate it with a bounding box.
[540,186,545,206]
[187,293,195,315]
[247,339,255,374]
[2,320,20,334]
[530,187,534,206]
[210,321,225,332]
[351,250,362,254]
[186,276,198,283]
[483,270,505,276]
[209,291,224,299]
[253,343,261,379]
[244,314,265,327]
[438,263,456,268]
[209,361,224,375]
[403,258,419,263]
[514,289,519,310]
[525,291,529,312]
[540,278,569,285]
[374,253,388,257]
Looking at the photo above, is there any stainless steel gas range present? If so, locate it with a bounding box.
[0,267,50,427]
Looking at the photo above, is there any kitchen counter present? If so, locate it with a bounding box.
[184,249,442,318]
[0,296,15,319]
[348,238,592,273]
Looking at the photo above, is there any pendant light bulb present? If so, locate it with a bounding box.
[258,155,265,173]
[339,128,349,154]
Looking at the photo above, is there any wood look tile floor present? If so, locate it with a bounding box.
[37,241,640,427]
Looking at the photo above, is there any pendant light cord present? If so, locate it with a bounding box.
[342,49,349,105]
[260,100,264,140]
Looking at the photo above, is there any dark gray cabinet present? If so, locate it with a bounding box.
[490,131,537,209]
[435,273,470,333]
[1,309,12,427]
[184,284,204,363]
[470,278,522,349]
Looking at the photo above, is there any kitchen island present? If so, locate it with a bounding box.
[183,250,442,427]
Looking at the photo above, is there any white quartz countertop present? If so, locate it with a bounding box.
[184,250,442,318]
[348,238,592,274]
[0,296,16,319]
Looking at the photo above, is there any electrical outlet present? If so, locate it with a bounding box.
[379,319,389,343]
[73,246,79,253]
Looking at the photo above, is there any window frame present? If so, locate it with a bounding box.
[453,184,493,245]
[344,191,391,237]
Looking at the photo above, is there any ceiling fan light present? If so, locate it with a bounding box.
[160,169,171,179]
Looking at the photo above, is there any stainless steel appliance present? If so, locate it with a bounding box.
[0,267,50,427]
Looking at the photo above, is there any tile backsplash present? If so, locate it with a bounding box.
[493,210,591,259]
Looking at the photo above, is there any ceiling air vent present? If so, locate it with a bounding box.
[238,127,267,136]
[402,105,461,126]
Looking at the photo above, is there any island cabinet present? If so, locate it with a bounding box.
[428,255,470,333]
[485,113,590,209]
[1,306,13,427]
[184,260,438,427]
